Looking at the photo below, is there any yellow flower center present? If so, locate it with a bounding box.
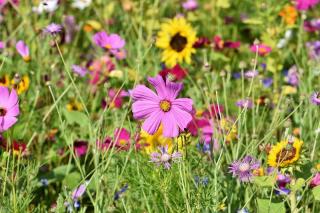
[170,33,187,52]
[105,44,112,49]
[160,100,171,112]
[0,108,6,116]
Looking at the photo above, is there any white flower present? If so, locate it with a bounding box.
[32,0,59,14]
[71,0,92,10]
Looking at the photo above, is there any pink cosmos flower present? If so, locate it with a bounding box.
[130,75,193,137]
[15,40,30,62]
[106,89,129,109]
[250,44,272,56]
[88,55,115,85]
[0,86,19,132]
[93,31,125,50]
[182,0,198,11]
[296,0,320,11]
[98,128,131,151]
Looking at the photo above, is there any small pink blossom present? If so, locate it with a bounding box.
[93,31,125,50]
[310,173,320,188]
[182,0,198,11]
[15,40,30,62]
[250,44,272,56]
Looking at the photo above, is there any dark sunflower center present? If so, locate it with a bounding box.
[0,76,7,84]
[0,108,7,116]
[170,33,187,52]
[276,147,296,163]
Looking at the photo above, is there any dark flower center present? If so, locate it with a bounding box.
[0,108,7,116]
[170,33,187,52]
[276,147,296,163]
[160,100,171,112]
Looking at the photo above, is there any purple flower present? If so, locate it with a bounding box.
[43,23,63,35]
[244,70,258,79]
[229,155,260,182]
[72,65,88,77]
[285,66,299,86]
[311,92,320,105]
[306,41,320,59]
[74,141,88,157]
[236,98,253,109]
[15,40,30,62]
[182,0,198,11]
[0,86,19,132]
[64,16,78,44]
[72,182,88,200]
[93,31,125,50]
[296,0,320,11]
[275,173,291,195]
[150,145,182,169]
[130,75,193,137]
[262,78,273,88]
[0,41,4,49]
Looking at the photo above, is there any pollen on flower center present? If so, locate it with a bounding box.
[159,100,171,112]
[238,163,250,172]
[170,33,187,52]
[0,107,7,116]
[105,44,112,49]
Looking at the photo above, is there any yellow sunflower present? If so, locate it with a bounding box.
[66,100,83,112]
[11,75,30,94]
[156,17,197,68]
[138,125,173,154]
[0,75,11,87]
[268,137,303,167]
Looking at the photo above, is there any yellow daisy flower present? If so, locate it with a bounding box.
[156,17,197,68]
[66,100,83,112]
[268,137,303,167]
[139,125,173,154]
[0,75,11,87]
[11,75,30,94]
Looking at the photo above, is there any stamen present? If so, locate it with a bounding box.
[160,100,171,112]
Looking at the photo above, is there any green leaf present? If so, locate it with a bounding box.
[63,172,82,189]
[53,165,74,180]
[243,18,263,25]
[63,109,89,127]
[254,176,276,187]
[290,178,305,192]
[312,185,320,201]
[257,199,286,213]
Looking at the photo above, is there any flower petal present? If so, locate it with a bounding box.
[148,75,168,99]
[162,113,179,137]
[0,116,17,132]
[142,110,163,135]
[130,85,159,101]
[165,81,183,100]
[6,89,18,109]
[132,100,160,120]
[171,106,193,131]
[172,98,193,112]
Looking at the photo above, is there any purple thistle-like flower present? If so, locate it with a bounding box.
[43,23,63,35]
[229,155,260,182]
[311,92,320,105]
[150,145,182,169]
[236,98,253,109]
[72,65,88,77]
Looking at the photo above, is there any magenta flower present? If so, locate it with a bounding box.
[296,0,320,11]
[130,75,193,137]
[107,89,129,109]
[310,173,320,188]
[74,140,88,157]
[0,41,4,49]
[110,49,127,60]
[311,92,320,105]
[229,155,260,182]
[98,128,131,151]
[150,145,182,169]
[43,23,63,35]
[15,40,30,62]
[182,0,198,11]
[93,31,125,50]
[0,86,19,132]
[250,44,272,56]
[72,65,88,77]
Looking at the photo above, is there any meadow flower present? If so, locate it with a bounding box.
[98,128,131,151]
[64,15,77,44]
[156,17,197,67]
[0,86,19,132]
[306,41,320,59]
[275,173,291,195]
[11,75,30,94]
[88,55,115,85]
[213,36,240,50]
[72,0,92,10]
[114,184,129,201]
[311,92,320,105]
[66,100,83,111]
[72,182,88,200]
[72,65,88,77]
[237,208,249,213]
[182,0,198,11]
[138,125,173,154]
[236,98,253,109]
[93,31,125,50]
[73,141,88,157]
[310,173,320,188]
[15,40,30,62]
[193,37,210,48]
[279,5,298,26]
[304,19,320,32]
[159,64,188,81]
[110,49,127,60]
[284,66,299,86]
[229,155,260,182]
[262,77,273,88]
[250,44,272,56]
[32,0,59,14]
[268,137,303,167]
[43,23,63,35]
[0,41,4,49]
[296,0,320,11]
[244,70,258,78]
[130,75,193,137]
[105,89,128,109]
[0,75,10,87]
[150,145,182,169]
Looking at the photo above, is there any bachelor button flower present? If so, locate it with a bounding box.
[15,40,30,62]
[43,23,63,35]
[150,145,182,169]
[244,70,258,78]
[262,78,273,88]
[130,75,193,137]
[236,98,253,109]
[72,65,88,77]
[114,184,129,201]
[229,155,260,182]
[275,173,291,195]
[182,0,198,11]
[93,31,125,50]
[310,92,320,105]
[0,86,19,132]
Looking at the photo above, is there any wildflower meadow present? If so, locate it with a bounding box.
[2,0,320,212]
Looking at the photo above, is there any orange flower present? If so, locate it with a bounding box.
[279,5,297,26]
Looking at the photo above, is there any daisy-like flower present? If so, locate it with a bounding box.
[130,75,193,137]
[229,155,260,182]
[250,44,272,56]
[0,75,10,87]
[15,40,30,62]
[66,99,83,111]
[156,17,197,68]
[93,31,125,50]
[43,23,63,35]
[105,89,128,109]
[32,0,59,14]
[71,0,92,10]
[267,137,303,167]
[11,75,30,95]
[310,92,320,105]
[72,65,88,77]
[150,145,182,169]
[0,86,19,132]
